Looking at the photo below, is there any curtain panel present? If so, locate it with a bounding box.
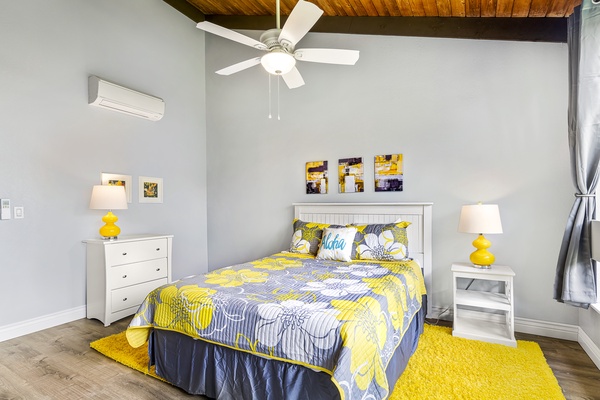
[554,1,600,308]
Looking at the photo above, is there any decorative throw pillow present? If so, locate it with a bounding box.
[316,227,358,262]
[352,222,411,261]
[289,219,332,255]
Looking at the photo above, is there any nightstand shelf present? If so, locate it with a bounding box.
[452,262,516,347]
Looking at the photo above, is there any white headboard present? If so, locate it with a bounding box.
[293,202,433,318]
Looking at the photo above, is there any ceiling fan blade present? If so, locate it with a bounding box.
[294,48,360,65]
[282,67,305,89]
[197,21,267,50]
[278,1,324,48]
[216,57,262,75]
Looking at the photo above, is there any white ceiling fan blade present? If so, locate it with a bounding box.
[216,57,262,75]
[197,21,267,50]
[294,48,360,65]
[282,67,305,89]
[278,1,324,48]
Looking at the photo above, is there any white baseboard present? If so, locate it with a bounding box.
[578,327,600,370]
[515,317,579,341]
[0,306,86,343]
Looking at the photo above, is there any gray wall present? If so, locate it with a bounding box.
[206,32,576,325]
[0,0,583,334]
[0,0,207,326]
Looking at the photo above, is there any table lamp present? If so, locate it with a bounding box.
[458,203,503,268]
[89,185,128,240]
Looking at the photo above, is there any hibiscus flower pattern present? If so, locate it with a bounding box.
[251,257,303,270]
[300,278,370,297]
[144,285,217,342]
[332,264,389,278]
[331,296,388,392]
[289,230,311,254]
[127,253,425,400]
[255,300,340,364]
[205,268,268,287]
[356,230,407,261]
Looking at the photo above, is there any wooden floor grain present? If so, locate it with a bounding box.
[0,317,598,399]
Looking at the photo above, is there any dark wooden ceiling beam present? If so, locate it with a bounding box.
[163,0,206,21]
[205,15,567,42]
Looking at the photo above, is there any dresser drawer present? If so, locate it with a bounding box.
[109,258,168,289]
[111,278,168,313]
[106,238,167,266]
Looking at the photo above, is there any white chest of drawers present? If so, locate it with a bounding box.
[84,234,173,326]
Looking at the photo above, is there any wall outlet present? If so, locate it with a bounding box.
[14,207,24,219]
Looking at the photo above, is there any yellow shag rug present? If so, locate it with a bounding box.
[91,325,565,399]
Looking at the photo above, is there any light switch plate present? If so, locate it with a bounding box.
[14,207,24,219]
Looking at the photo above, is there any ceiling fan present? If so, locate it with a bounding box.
[196,0,360,89]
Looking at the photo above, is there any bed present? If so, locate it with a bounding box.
[126,202,433,400]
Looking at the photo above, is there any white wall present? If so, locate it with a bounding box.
[0,0,208,327]
[580,308,600,367]
[205,32,577,325]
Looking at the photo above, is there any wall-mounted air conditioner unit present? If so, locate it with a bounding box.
[88,75,165,121]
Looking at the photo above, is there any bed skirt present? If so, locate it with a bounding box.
[148,296,427,400]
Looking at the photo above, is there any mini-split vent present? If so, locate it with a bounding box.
[88,75,165,121]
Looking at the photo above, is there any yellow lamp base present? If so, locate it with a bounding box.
[99,211,121,240]
[469,234,495,268]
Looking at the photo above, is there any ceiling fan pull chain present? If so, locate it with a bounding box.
[277,75,281,120]
[268,73,272,119]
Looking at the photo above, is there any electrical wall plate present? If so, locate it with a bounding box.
[1,199,11,220]
[14,206,24,219]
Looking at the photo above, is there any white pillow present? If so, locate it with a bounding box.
[316,227,357,262]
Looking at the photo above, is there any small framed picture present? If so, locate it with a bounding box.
[306,161,328,194]
[139,176,163,203]
[338,157,364,193]
[101,173,132,203]
[375,154,403,192]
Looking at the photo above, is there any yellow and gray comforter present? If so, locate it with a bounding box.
[126,253,426,400]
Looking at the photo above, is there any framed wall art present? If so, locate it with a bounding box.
[338,157,364,193]
[101,173,132,203]
[139,176,163,203]
[306,161,328,194]
[374,154,403,192]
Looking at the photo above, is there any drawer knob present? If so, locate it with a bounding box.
[156,268,161,271]
[122,297,128,302]
[122,252,127,256]
[122,275,127,279]
[156,248,160,251]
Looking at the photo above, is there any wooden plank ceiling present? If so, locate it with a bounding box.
[183,0,579,18]
[164,0,582,42]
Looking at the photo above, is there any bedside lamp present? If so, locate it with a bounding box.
[458,203,503,268]
[90,185,128,240]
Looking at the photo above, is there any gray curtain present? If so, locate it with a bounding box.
[554,0,600,308]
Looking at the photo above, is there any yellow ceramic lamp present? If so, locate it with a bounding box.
[458,203,503,268]
[89,185,128,240]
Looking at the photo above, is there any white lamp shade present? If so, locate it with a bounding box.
[458,204,503,234]
[89,185,128,210]
[261,51,296,75]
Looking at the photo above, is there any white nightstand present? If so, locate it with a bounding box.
[451,262,516,347]
[84,234,173,326]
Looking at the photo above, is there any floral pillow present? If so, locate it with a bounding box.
[289,219,337,255]
[316,227,357,262]
[351,222,411,261]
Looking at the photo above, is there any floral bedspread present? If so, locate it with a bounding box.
[126,253,426,400]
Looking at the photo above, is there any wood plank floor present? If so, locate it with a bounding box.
[0,317,598,399]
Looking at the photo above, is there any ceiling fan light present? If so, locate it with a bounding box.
[261,51,296,75]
